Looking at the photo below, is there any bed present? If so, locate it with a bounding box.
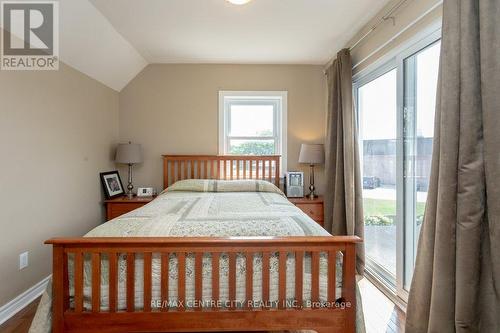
[40,155,361,333]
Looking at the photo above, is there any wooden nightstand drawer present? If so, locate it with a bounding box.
[105,196,156,221]
[108,203,144,220]
[296,203,323,222]
[288,196,324,227]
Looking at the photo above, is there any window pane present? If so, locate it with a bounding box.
[359,68,398,283]
[229,104,274,137]
[228,139,275,155]
[403,41,440,289]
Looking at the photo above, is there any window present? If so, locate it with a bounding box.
[219,91,287,172]
[402,40,441,290]
[354,30,441,301]
[358,68,398,285]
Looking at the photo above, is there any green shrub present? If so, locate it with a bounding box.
[416,215,424,226]
[364,215,393,226]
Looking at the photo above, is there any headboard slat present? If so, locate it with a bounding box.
[163,155,281,189]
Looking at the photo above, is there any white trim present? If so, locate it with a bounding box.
[352,1,443,71]
[218,91,288,175]
[364,270,407,313]
[353,19,442,82]
[0,275,51,325]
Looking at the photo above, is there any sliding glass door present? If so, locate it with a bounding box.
[355,30,441,300]
[402,40,441,290]
[358,68,398,287]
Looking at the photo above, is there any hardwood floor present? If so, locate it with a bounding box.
[0,297,40,333]
[359,278,406,333]
[0,278,405,333]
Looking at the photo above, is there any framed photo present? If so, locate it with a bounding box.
[100,171,125,199]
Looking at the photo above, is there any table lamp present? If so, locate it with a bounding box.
[299,143,325,199]
[115,142,143,198]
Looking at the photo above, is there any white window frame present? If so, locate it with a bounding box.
[218,91,287,174]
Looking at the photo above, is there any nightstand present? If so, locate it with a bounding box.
[288,196,324,226]
[104,196,155,221]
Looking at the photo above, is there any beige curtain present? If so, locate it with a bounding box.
[406,0,500,332]
[324,49,365,273]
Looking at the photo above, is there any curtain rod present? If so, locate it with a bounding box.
[323,0,411,74]
[349,0,410,51]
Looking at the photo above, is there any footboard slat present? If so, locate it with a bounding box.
[91,253,101,312]
[126,253,135,312]
[108,253,117,312]
[262,252,270,309]
[245,252,253,309]
[160,253,169,312]
[143,252,152,312]
[278,251,286,309]
[311,252,320,307]
[194,252,203,311]
[212,252,220,311]
[74,252,83,313]
[295,251,304,308]
[47,236,361,333]
[228,252,237,310]
[62,252,69,311]
[178,252,186,312]
[328,250,337,303]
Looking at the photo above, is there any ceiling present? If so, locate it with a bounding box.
[90,0,390,65]
[3,0,391,91]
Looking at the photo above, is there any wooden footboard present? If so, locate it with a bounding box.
[46,236,361,333]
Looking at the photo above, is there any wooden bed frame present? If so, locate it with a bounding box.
[46,155,361,333]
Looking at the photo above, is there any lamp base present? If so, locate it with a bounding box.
[126,164,134,198]
[307,165,317,200]
[307,192,318,200]
[307,183,317,200]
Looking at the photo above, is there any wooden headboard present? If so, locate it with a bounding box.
[163,155,280,189]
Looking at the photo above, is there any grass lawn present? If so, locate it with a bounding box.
[363,198,426,217]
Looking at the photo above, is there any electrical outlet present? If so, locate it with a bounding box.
[19,251,29,270]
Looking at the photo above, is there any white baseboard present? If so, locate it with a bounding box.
[0,275,51,326]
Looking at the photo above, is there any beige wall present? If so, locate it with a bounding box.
[345,0,442,75]
[119,64,327,194]
[0,62,119,306]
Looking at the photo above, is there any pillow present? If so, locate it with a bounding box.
[165,179,284,195]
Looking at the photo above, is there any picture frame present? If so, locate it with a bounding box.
[100,171,125,199]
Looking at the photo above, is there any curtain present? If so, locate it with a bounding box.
[324,49,365,273]
[406,0,500,332]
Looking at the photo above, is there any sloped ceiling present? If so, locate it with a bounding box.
[58,0,147,91]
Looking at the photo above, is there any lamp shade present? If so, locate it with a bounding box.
[298,144,325,165]
[115,143,143,164]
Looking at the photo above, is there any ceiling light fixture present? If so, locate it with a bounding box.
[226,0,252,5]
